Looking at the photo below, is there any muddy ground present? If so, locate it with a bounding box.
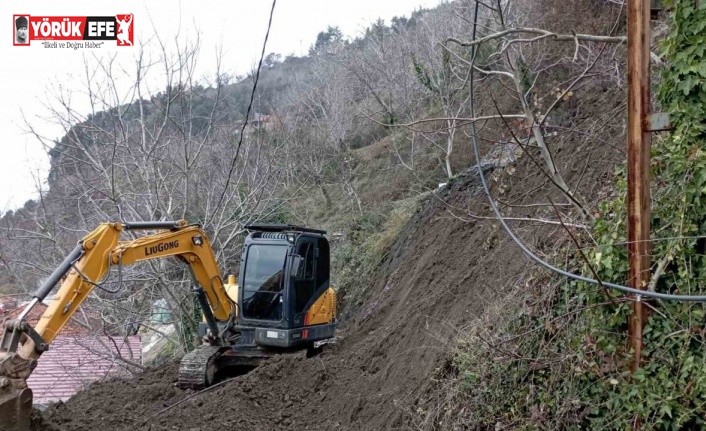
[32,79,623,430]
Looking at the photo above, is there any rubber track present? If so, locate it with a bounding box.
[177,345,222,390]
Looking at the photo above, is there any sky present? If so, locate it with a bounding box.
[0,0,443,213]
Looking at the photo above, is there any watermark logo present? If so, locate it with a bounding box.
[13,14,134,49]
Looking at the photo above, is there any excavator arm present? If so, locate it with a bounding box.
[0,220,235,431]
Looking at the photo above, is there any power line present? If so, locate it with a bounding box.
[467,3,706,302]
[209,0,277,224]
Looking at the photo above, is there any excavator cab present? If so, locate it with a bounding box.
[188,224,336,380]
[236,224,335,347]
[192,224,335,346]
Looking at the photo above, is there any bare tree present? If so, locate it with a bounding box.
[363,0,626,218]
[4,33,288,359]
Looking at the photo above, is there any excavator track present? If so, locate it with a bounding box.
[177,345,223,390]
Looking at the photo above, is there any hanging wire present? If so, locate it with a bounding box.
[209,0,278,224]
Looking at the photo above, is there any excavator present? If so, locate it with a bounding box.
[0,220,336,431]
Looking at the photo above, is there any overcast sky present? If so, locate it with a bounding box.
[0,0,442,213]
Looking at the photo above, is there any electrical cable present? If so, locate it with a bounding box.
[467,4,706,302]
[210,0,277,223]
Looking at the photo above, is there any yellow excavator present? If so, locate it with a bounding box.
[0,221,336,431]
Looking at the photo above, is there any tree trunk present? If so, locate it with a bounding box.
[509,52,588,218]
[445,119,455,178]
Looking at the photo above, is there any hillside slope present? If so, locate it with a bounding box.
[16,0,633,427]
[33,99,622,429]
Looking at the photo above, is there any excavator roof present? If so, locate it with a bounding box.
[244,224,327,235]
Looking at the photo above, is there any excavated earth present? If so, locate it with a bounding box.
[32,84,622,429]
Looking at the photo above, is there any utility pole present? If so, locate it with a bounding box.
[626,0,652,374]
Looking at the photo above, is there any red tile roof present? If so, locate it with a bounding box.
[2,302,92,336]
[28,335,142,405]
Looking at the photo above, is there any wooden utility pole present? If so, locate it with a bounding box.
[626,0,652,374]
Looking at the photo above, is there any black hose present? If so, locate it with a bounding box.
[122,221,181,230]
[33,243,84,300]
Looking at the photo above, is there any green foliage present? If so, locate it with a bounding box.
[411,47,453,98]
[177,295,199,352]
[516,56,534,105]
[311,26,345,55]
[446,2,706,429]
[331,212,384,316]
[257,204,293,225]
[413,57,436,94]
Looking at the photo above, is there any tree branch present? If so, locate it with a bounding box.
[447,28,626,48]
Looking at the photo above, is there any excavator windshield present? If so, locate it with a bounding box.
[241,245,289,321]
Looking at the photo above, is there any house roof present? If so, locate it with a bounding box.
[2,302,89,336]
[28,335,142,405]
[2,299,144,405]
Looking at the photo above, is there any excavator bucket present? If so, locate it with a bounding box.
[0,321,39,431]
[0,372,33,431]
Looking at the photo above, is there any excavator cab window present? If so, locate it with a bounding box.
[316,237,330,288]
[242,245,288,321]
[293,240,316,313]
[292,236,330,317]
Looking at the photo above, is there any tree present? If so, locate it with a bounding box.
[263,52,282,69]
[310,26,345,55]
